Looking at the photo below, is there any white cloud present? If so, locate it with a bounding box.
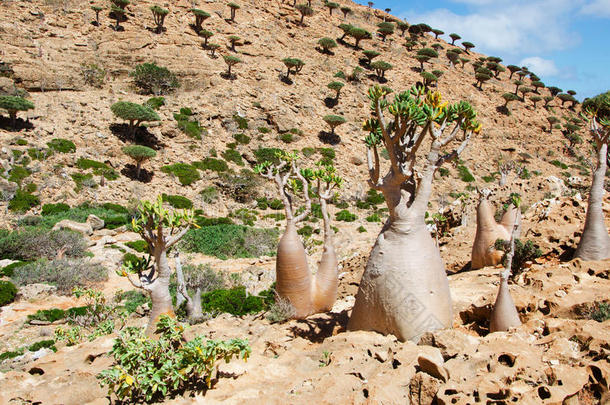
[580,0,610,17]
[519,57,560,77]
[402,0,582,55]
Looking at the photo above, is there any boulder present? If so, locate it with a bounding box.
[86,214,105,231]
[52,219,93,236]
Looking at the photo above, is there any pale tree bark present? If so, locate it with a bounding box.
[471,191,512,270]
[174,252,204,323]
[349,89,477,342]
[126,220,190,336]
[260,160,312,318]
[575,118,610,260]
[490,212,522,332]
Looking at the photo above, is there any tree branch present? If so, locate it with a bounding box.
[367,145,381,188]
[293,163,312,223]
[166,226,190,249]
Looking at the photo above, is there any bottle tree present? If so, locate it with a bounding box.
[119,197,197,335]
[575,91,610,260]
[348,85,481,342]
[255,152,342,318]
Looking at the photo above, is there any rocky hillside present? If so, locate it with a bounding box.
[0,0,609,404]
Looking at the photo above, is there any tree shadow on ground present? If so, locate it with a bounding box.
[121,164,154,183]
[287,310,349,343]
[324,97,338,108]
[0,116,34,132]
[496,105,510,116]
[315,46,335,56]
[109,123,164,150]
[279,74,293,85]
[366,74,387,84]
[220,72,237,81]
[318,131,341,145]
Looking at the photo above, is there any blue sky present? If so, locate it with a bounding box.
[355,0,610,100]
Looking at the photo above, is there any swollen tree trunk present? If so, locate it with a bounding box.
[490,219,522,332]
[575,142,610,260]
[311,197,338,312]
[499,205,521,239]
[175,252,205,324]
[471,198,510,270]
[145,249,174,335]
[276,220,312,318]
[349,178,453,342]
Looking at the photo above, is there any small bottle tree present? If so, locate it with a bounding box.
[110,5,125,30]
[325,1,339,15]
[191,9,210,32]
[228,35,241,52]
[208,43,220,57]
[377,22,395,42]
[547,116,560,132]
[449,33,461,45]
[327,81,344,100]
[462,41,475,53]
[431,28,444,39]
[110,101,160,137]
[122,145,157,180]
[506,65,520,80]
[150,6,169,34]
[119,197,197,335]
[223,54,241,78]
[227,2,240,22]
[282,57,305,80]
[348,27,372,48]
[371,60,392,81]
[362,49,381,65]
[317,37,337,54]
[396,21,409,36]
[340,6,351,18]
[91,5,103,26]
[295,4,314,25]
[322,115,346,136]
[0,96,34,129]
[200,30,213,48]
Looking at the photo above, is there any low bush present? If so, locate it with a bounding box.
[194,216,233,227]
[8,165,30,185]
[161,194,193,209]
[124,240,149,253]
[336,209,357,222]
[27,339,57,352]
[457,165,475,182]
[174,107,204,140]
[254,147,283,164]
[21,204,131,230]
[71,173,96,191]
[97,316,251,402]
[199,186,219,204]
[115,290,150,314]
[356,189,385,209]
[161,163,201,185]
[27,306,89,323]
[0,261,27,277]
[222,149,244,166]
[201,286,272,316]
[365,212,382,223]
[550,160,569,169]
[12,258,107,294]
[0,280,17,307]
[233,133,251,145]
[217,169,259,203]
[8,189,39,212]
[76,158,119,181]
[494,238,542,281]
[193,157,228,173]
[42,203,70,216]
[181,225,278,259]
[591,303,610,322]
[130,62,179,95]
[0,228,87,261]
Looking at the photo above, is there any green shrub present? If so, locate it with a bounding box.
[318,37,337,52]
[279,133,294,143]
[116,290,150,313]
[71,173,96,191]
[301,147,316,157]
[12,258,107,294]
[0,261,27,277]
[257,126,270,134]
[174,107,204,140]
[144,96,165,110]
[111,102,160,136]
[233,133,251,145]
[27,306,88,323]
[23,204,130,230]
[591,303,610,322]
[194,216,233,227]
[222,149,244,166]
[366,212,382,223]
[201,286,271,316]
[76,158,119,181]
[8,165,30,185]
[27,339,57,352]
[550,160,569,169]
[0,228,86,261]
[129,62,179,95]
[199,186,219,204]
[336,209,356,222]
[494,238,542,281]
[8,189,39,213]
[47,138,76,153]
[98,316,250,402]
[161,194,193,209]
[161,163,201,185]
[457,165,475,182]
[297,225,314,237]
[0,95,34,127]
[124,240,148,253]
[254,147,283,164]
[181,225,278,259]
[357,225,366,233]
[193,157,228,173]
[0,280,17,307]
[217,169,259,202]
[42,203,70,216]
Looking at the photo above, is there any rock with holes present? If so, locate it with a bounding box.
[409,371,441,404]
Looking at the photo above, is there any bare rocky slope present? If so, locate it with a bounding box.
[0,0,609,404]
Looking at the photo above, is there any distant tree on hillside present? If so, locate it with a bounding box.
[0,96,34,129]
[150,6,169,34]
[530,95,542,108]
[339,23,353,41]
[228,35,241,52]
[475,72,491,89]
[327,81,344,100]
[362,49,381,65]
[317,37,337,54]
[325,2,339,15]
[547,86,563,97]
[110,101,160,137]
[502,93,519,108]
[431,29,444,39]
[223,55,241,78]
[546,116,560,132]
[282,58,305,79]
[340,6,352,18]
[91,5,103,26]
[322,115,346,135]
[396,21,409,36]
[122,145,157,180]
[449,33,461,45]
[110,5,125,30]
[191,9,210,32]
[377,22,395,41]
[227,2,240,22]
[200,29,213,47]
[296,4,314,25]
[371,60,392,80]
[462,41,475,53]
[506,65,520,80]
[348,27,372,48]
